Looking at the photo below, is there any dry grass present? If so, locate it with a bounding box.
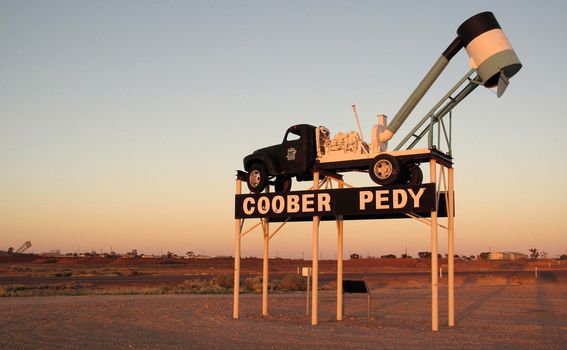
[0,283,94,297]
[0,274,308,297]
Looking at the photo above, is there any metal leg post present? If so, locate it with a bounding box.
[311,170,320,325]
[430,159,439,332]
[448,166,455,327]
[233,178,242,319]
[337,179,344,321]
[262,186,270,317]
[262,218,269,316]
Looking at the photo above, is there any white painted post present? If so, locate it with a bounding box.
[430,159,439,332]
[535,267,538,279]
[262,218,269,316]
[262,187,270,317]
[448,166,455,327]
[337,179,344,321]
[306,272,310,315]
[233,178,242,319]
[312,170,320,325]
[368,293,371,320]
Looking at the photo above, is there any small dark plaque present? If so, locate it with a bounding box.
[343,280,368,294]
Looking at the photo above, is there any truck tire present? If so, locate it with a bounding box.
[274,176,292,193]
[404,163,423,185]
[247,162,269,193]
[369,154,401,186]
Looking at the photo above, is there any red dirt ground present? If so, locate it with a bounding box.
[1,283,566,349]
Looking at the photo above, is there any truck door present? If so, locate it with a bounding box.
[281,127,304,172]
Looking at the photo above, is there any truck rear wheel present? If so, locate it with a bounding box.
[369,154,401,186]
[247,162,269,193]
[274,176,292,193]
[403,163,423,185]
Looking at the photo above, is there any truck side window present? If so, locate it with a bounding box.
[285,129,301,142]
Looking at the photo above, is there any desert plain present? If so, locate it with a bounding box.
[1,255,566,349]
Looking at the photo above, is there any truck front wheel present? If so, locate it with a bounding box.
[247,162,269,193]
[369,154,401,186]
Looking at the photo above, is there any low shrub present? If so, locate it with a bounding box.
[244,277,263,293]
[181,279,229,294]
[215,274,234,289]
[278,274,306,291]
[53,272,72,277]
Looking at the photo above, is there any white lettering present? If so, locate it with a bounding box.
[359,191,373,210]
[408,188,426,208]
[272,196,285,214]
[257,197,269,215]
[287,195,300,213]
[318,193,331,212]
[392,189,408,209]
[302,194,315,212]
[239,187,425,217]
[376,190,389,209]
[243,197,255,215]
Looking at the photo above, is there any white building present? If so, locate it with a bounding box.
[488,252,528,260]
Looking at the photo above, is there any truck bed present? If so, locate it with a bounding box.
[316,148,452,172]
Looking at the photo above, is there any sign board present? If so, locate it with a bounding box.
[301,267,312,277]
[235,183,444,222]
[343,280,369,294]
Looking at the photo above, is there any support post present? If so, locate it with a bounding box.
[368,293,371,320]
[311,170,320,325]
[262,186,270,317]
[233,178,242,319]
[448,166,455,327]
[306,272,310,315]
[430,159,439,332]
[262,217,269,316]
[337,180,344,321]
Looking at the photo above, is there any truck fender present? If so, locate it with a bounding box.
[244,154,280,176]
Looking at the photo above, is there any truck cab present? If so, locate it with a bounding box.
[243,124,317,193]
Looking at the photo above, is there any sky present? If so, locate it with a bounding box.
[1,1,566,258]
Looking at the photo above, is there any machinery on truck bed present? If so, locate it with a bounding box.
[242,12,522,193]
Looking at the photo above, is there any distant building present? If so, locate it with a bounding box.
[487,252,528,260]
[41,250,63,257]
[193,254,211,259]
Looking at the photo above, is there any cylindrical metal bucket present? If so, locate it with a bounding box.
[457,12,522,87]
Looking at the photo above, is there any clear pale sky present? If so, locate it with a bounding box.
[1,1,566,258]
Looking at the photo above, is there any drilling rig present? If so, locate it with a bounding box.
[4,241,33,255]
[242,11,522,193]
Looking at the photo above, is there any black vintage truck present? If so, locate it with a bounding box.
[242,124,430,193]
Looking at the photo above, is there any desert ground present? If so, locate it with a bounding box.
[1,255,566,349]
[1,284,566,349]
